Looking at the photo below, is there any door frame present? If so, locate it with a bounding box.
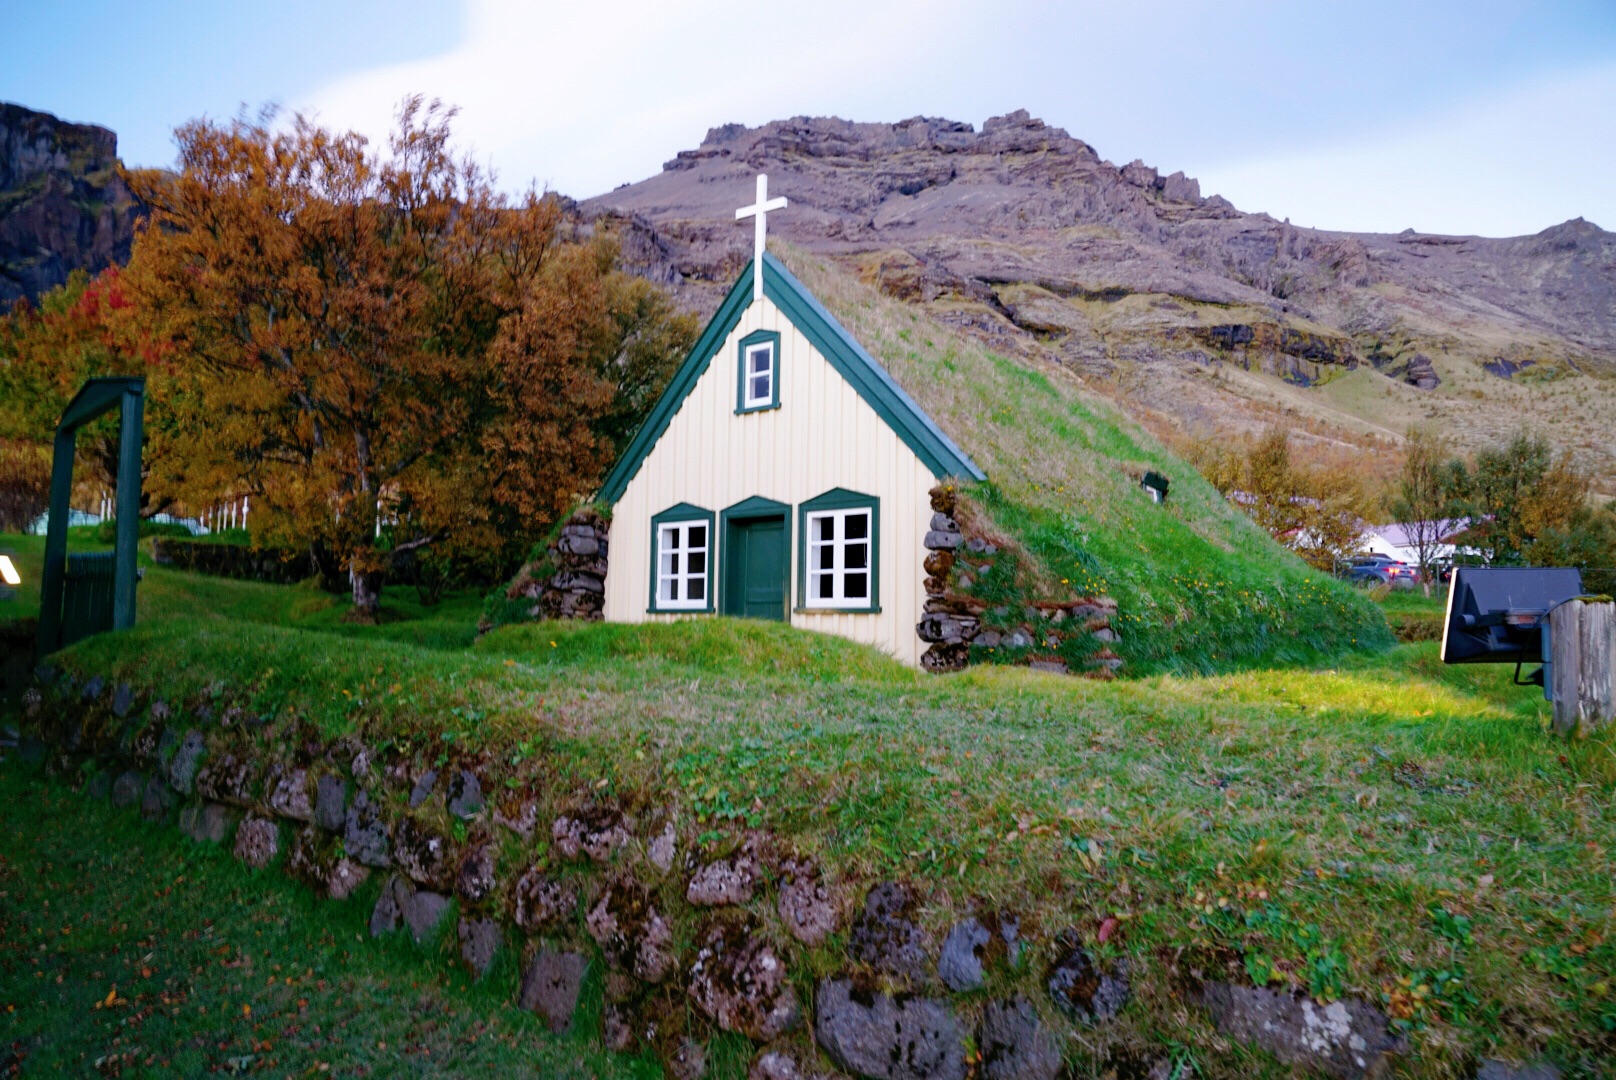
[719,495,792,620]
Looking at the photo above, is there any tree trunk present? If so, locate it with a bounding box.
[351,566,384,622]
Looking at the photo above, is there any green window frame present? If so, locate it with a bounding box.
[735,329,782,414]
[796,488,881,613]
[648,502,715,614]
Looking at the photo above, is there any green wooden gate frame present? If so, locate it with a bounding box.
[37,377,145,655]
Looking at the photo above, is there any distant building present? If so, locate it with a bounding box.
[1359,520,1469,565]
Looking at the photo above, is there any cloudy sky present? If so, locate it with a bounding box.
[5,0,1613,236]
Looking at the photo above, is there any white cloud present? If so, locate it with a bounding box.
[301,1,1614,237]
[301,0,974,197]
[1196,64,1616,236]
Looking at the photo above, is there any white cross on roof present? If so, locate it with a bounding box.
[735,173,787,302]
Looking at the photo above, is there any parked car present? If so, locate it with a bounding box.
[1341,555,1417,588]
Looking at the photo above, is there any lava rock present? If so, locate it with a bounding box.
[392,816,455,888]
[688,840,763,907]
[401,887,451,944]
[669,1039,708,1080]
[458,916,501,979]
[1046,939,1129,1021]
[1475,1061,1563,1080]
[140,774,176,821]
[849,882,932,982]
[1200,982,1405,1080]
[777,859,837,946]
[167,729,207,795]
[518,948,589,1034]
[111,683,134,717]
[938,918,992,991]
[408,768,438,808]
[553,808,632,862]
[343,789,391,868]
[648,818,678,873]
[267,767,314,822]
[447,769,485,819]
[456,843,497,905]
[979,997,1061,1080]
[686,920,801,1042]
[179,802,237,845]
[111,769,144,808]
[587,877,676,983]
[370,875,407,937]
[493,797,539,838]
[513,866,577,932]
[325,857,369,900]
[233,815,279,869]
[85,772,112,800]
[814,978,966,1080]
[195,753,257,807]
[314,773,347,832]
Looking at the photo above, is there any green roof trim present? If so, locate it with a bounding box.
[597,251,985,504]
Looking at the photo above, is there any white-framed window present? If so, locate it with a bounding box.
[743,341,775,409]
[656,520,709,609]
[805,508,872,607]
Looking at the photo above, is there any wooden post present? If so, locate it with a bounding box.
[1549,599,1615,736]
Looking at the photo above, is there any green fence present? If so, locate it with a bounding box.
[61,552,116,648]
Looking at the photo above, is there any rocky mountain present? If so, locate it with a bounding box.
[0,102,142,307]
[585,111,1616,491]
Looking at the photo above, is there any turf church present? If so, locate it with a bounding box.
[596,175,984,666]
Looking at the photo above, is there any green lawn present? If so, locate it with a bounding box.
[0,768,649,1078]
[4,547,1613,1074]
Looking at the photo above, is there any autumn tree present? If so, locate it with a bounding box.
[1188,427,1373,572]
[1447,431,1614,573]
[1387,426,1461,595]
[0,267,175,516]
[122,99,693,616]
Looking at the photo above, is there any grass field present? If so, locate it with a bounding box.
[3,543,1614,1075]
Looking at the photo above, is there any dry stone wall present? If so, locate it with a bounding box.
[503,509,610,621]
[10,667,1438,1080]
[917,485,1125,678]
[150,538,313,586]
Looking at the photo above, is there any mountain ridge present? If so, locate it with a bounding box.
[583,110,1616,489]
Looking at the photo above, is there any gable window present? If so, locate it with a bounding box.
[797,489,880,612]
[735,329,781,413]
[649,503,715,613]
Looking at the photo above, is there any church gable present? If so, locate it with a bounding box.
[597,251,983,505]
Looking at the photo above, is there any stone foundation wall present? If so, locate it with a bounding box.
[503,509,609,621]
[917,486,1125,678]
[9,669,1436,1080]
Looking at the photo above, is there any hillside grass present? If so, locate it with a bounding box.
[781,246,1394,674]
[9,555,1614,1074]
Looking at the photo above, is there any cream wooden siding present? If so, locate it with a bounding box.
[605,295,936,666]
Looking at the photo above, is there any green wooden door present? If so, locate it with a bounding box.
[723,517,787,621]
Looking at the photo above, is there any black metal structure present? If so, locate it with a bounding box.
[1440,566,1585,698]
[36,377,145,655]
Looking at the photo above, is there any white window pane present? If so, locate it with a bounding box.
[689,551,706,574]
[845,572,868,599]
[816,574,833,599]
[689,525,706,548]
[846,542,868,570]
[816,545,834,570]
[814,516,834,542]
[750,375,770,401]
[845,512,868,540]
[750,347,771,373]
[689,578,704,601]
